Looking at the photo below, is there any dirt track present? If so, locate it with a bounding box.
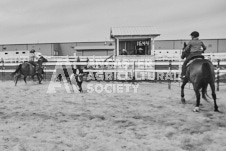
[0,81,226,151]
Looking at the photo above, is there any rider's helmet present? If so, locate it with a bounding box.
[190,31,199,38]
[30,49,35,53]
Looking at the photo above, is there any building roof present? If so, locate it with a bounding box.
[110,26,160,38]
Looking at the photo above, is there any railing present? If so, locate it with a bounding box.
[1,55,226,77]
[1,60,226,73]
[2,52,226,62]
[1,56,226,89]
[0,52,226,64]
[1,60,226,90]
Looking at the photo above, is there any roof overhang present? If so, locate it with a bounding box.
[74,45,114,50]
[110,26,160,39]
[112,35,160,40]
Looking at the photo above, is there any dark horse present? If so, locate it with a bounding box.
[11,56,48,86]
[181,42,218,112]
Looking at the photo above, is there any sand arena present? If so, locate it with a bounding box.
[0,80,226,151]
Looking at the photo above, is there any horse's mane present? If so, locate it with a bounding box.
[181,42,190,59]
[37,56,48,64]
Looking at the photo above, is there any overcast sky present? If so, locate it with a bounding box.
[0,0,225,44]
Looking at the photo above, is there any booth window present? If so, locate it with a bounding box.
[54,50,59,56]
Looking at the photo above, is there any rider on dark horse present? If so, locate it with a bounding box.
[29,49,40,73]
[181,31,207,79]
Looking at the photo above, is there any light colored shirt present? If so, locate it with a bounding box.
[185,38,206,53]
[29,53,40,61]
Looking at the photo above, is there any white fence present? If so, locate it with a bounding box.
[1,54,226,90]
[1,53,226,76]
[1,52,226,62]
[1,57,226,74]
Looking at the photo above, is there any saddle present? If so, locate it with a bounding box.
[26,61,42,74]
[24,61,36,67]
[186,55,204,67]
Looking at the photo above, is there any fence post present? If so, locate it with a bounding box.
[132,61,135,84]
[210,53,213,62]
[44,65,47,81]
[178,55,182,84]
[217,59,220,91]
[168,60,172,89]
[1,58,5,81]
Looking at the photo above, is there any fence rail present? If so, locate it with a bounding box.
[1,52,226,63]
[1,69,226,74]
[1,61,226,66]
[1,54,226,90]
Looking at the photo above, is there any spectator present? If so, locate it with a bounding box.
[121,49,128,55]
[137,48,144,55]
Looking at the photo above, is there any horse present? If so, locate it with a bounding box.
[55,66,84,92]
[181,42,219,112]
[70,68,84,92]
[55,57,87,93]
[11,56,48,86]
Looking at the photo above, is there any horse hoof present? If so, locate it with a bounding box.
[214,108,219,112]
[193,107,200,112]
[181,98,186,104]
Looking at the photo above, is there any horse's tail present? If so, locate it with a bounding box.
[11,64,22,77]
[201,62,211,102]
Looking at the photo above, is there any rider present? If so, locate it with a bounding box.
[181,31,207,79]
[29,49,40,73]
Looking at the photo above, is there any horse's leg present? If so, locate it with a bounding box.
[37,74,41,84]
[15,74,21,86]
[80,85,83,92]
[24,76,27,84]
[77,82,83,92]
[41,74,44,81]
[209,82,219,112]
[201,83,208,101]
[39,73,43,81]
[193,84,201,112]
[67,77,74,93]
[59,74,62,82]
[31,75,35,81]
[181,78,188,104]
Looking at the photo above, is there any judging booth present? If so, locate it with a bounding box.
[110,26,160,56]
[108,26,161,81]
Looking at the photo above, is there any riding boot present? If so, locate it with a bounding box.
[181,56,192,79]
